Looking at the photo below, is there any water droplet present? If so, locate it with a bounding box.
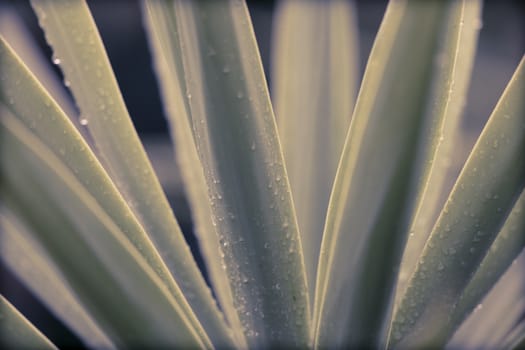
[79,117,88,126]
[53,57,61,65]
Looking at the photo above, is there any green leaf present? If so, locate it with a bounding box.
[141,1,244,347]
[444,189,525,343]
[0,209,115,349]
[448,251,525,349]
[313,1,481,347]
[0,5,77,123]
[27,1,231,345]
[0,108,205,348]
[0,35,219,347]
[0,295,57,350]
[143,0,310,347]
[271,0,358,302]
[389,55,525,348]
[396,0,481,299]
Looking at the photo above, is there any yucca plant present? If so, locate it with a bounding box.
[1,0,524,348]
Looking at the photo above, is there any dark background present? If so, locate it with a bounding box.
[1,0,524,348]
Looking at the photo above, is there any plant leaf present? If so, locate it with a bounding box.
[27,1,231,345]
[0,35,223,347]
[145,0,310,347]
[0,108,205,348]
[443,189,525,343]
[313,1,481,347]
[389,55,525,348]
[140,1,244,347]
[396,0,481,299]
[0,295,57,350]
[0,209,115,349]
[447,251,525,349]
[271,0,358,302]
[0,4,77,124]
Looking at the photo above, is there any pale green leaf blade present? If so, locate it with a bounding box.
[313,1,481,347]
[271,0,358,302]
[389,55,525,349]
[0,36,214,347]
[0,209,115,349]
[27,1,229,344]
[140,1,243,347]
[447,251,525,349]
[0,110,204,348]
[443,189,525,343]
[164,0,310,346]
[396,0,481,298]
[0,4,77,124]
[0,295,57,350]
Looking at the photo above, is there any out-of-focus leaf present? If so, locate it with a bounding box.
[271,0,358,301]
[0,209,115,349]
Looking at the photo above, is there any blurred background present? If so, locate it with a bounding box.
[0,0,524,348]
